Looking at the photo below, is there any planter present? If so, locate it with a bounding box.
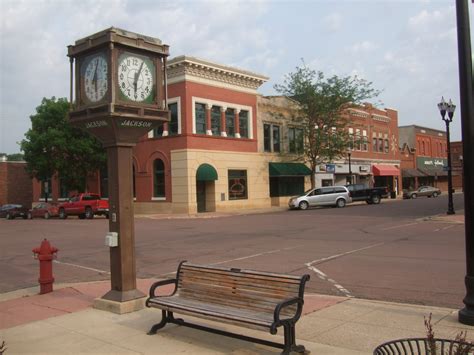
[373,337,472,354]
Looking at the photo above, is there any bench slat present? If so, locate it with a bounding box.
[178,289,297,317]
[178,275,299,298]
[178,282,297,314]
[181,264,302,284]
[148,296,275,329]
[179,269,301,289]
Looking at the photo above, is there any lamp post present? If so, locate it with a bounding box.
[347,148,353,184]
[437,97,456,215]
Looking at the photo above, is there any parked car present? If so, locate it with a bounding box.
[58,193,109,219]
[27,202,59,219]
[403,186,441,199]
[288,186,352,210]
[0,204,29,219]
[345,184,389,204]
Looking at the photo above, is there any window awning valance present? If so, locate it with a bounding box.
[372,164,400,176]
[196,164,218,181]
[269,163,312,177]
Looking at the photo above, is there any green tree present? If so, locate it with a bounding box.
[6,153,24,161]
[275,65,380,188]
[21,97,106,199]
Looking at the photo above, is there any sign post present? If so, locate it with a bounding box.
[67,28,169,312]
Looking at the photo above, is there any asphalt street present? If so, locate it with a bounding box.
[0,193,466,309]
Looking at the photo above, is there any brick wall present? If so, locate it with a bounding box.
[0,163,7,205]
[0,162,33,207]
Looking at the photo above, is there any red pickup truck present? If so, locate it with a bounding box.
[58,193,109,219]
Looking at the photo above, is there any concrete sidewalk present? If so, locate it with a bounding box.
[1,279,472,354]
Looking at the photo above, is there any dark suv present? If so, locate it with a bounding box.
[0,204,29,219]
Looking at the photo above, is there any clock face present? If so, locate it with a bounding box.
[83,54,108,103]
[117,53,155,103]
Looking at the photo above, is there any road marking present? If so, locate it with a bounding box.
[53,260,110,274]
[163,246,301,276]
[211,246,300,266]
[306,242,385,266]
[305,243,386,298]
[306,264,353,298]
[381,222,419,231]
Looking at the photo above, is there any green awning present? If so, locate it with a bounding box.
[196,164,218,181]
[269,163,312,177]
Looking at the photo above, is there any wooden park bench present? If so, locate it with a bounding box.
[146,261,310,354]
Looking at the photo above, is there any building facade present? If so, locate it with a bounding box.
[0,159,33,207]
[30,56,407,211]
[315,104,402,195]
[451,141,463,191]
[399,125,449,191]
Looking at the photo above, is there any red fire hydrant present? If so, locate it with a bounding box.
[32,239,58,294]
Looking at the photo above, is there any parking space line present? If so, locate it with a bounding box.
[211,246,299,266]
[381,222,419,231]
[53,260,110,274]
[306,242,385,267]
[306,264,353,298]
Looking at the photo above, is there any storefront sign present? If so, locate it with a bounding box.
[120,120,153,128]
[417,157,447,170]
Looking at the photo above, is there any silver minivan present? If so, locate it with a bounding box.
[288,186,352,210]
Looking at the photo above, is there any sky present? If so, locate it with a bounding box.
[0,0,472,154]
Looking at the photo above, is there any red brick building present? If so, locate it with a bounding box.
[399,125,449,191]
[315,104,402,195]
[30,56,405,211]
[0,158,33,207]
[451,141,463,191]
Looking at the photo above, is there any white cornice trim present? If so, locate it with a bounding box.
[167,55,268,93]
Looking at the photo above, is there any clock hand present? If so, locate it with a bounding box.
[134,61,144,93]
[92,59,99,94]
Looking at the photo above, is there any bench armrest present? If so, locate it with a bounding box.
[148,278,177,298]
[273,297,304,325]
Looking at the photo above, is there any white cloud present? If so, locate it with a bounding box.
[349,40,377,53]
[322,13,342,32]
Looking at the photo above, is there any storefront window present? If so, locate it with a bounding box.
[153,159,165,198]
[226,108,234,137]
[228,170,247,200]
[211,106,221,136]
[239,110,249,138]
[289,127,304,154]
[195,103,206,134]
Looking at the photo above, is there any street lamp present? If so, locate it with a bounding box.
[437,97,456,215]
[347,147,353,185]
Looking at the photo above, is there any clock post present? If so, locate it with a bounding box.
[67,28,169,313]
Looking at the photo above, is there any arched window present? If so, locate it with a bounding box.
[153,159,165,198]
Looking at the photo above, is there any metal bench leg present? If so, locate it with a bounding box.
[168,311,184,324]
[281,323,307,355]
[147,310,169,335]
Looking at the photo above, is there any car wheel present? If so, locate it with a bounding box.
[366,200,373,205]
[411,193,417,199]
[59,208,67,219]
[85,207,94,219]
[44,212,50,219]
[27,212,33,219]
[299,201,309,210]
[336,199,346,208]
[6,213,13,220]
[371,195,381,204]
[432,192,438,198]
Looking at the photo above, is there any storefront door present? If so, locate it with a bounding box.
[196,181,206,213]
